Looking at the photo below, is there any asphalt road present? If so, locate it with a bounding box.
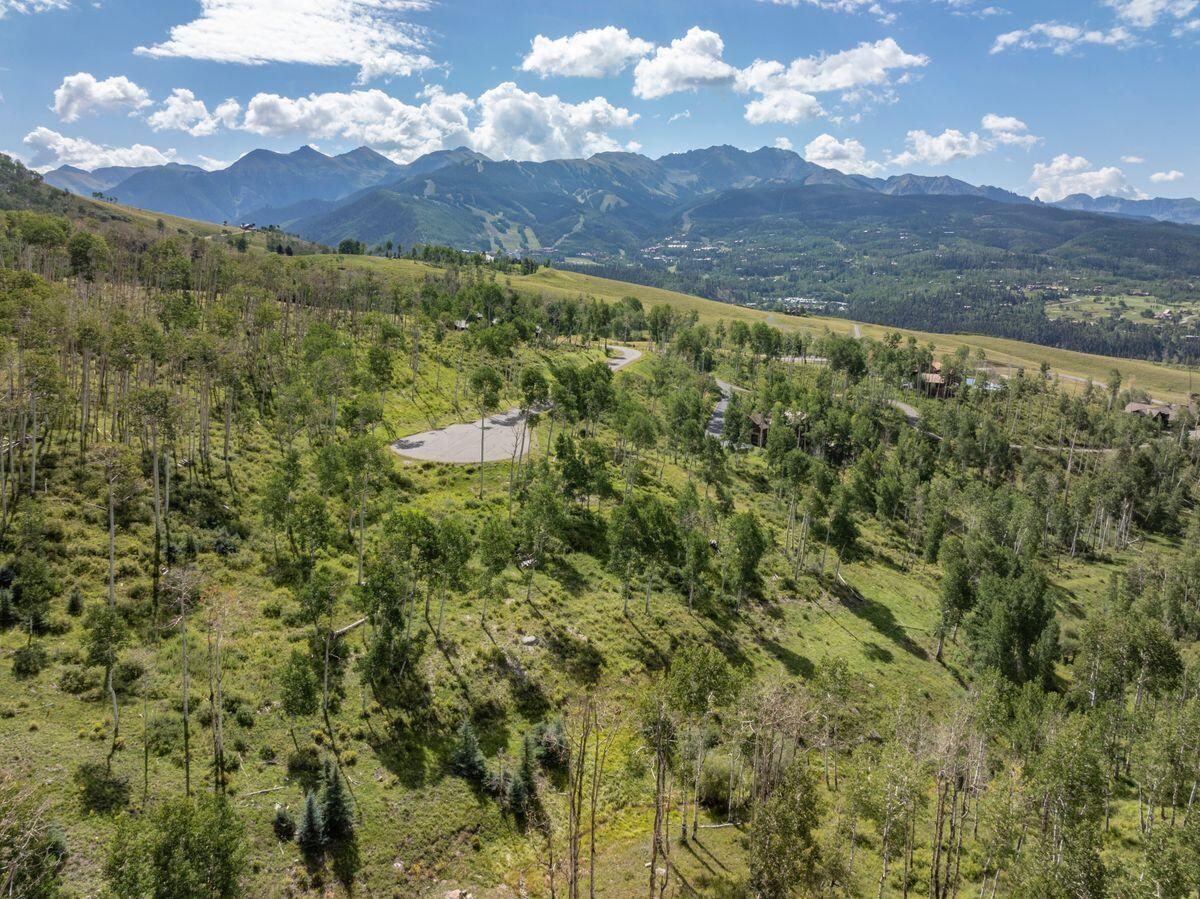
[391,345,642,464]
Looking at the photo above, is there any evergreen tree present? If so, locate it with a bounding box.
[296,791,324,860]
[319,758,354,845]
[451,721,487,785]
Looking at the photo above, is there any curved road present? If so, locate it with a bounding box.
[392,345,642,464]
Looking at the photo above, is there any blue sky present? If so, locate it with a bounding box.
[0,0,1196,200]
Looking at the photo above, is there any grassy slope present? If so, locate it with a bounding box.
[0,200,1180,895]
[318,256,1200,402]
[0,328,1010,897]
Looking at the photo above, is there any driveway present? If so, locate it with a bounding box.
[391,345,642,464]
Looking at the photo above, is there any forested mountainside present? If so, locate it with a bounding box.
[41,144,1200,367]
[3,150,1200,897]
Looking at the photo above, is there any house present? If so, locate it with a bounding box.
[748,412,771,447]
[1124,401,1183,428]
[920,372,956,398]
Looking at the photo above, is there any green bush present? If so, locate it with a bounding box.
[286,745,321,780]
[58,666,94,695]
[13,644,47,678]
[144,715,183,759]
[273,805,295,841]
[112,658,145,695]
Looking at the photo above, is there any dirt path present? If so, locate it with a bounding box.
[391,345,642,464]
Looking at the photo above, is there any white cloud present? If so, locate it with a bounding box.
[1121,154,1146,164]
[241,87,473,160]
[521,27,653,78]
[1150,169,1184,182]
[197,155,231,171]
[1105,0,1197,27]
[135,0,436,84]
[991,21,1136,53]
[1029,154,1143,201]
[756,0,896,22]
[632,27,738,100]
[469,82,639,160]
[667,110,691,123]
[0,0,69,16]
[981,113,1039,148]
[148,89,240,137]
[803,133,885,175]
[240,82,638,163]
[890,128,989,167]
[22,126,178,171]
[735,39,928,125]
[53,72,151,123]
[773,136,793,151]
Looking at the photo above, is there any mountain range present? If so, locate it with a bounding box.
[42,143,1199,257]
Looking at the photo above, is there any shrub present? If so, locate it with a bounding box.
[260,600,282,619]
[58,666,94,695]
[273,804,296,841]
[75,762,130,813]
[259,743,277,763]
[66,587,84,617]
[105,795,246,897]
[144,715,183,759]
[234,706,254,728]
[112,658,145,695]
[536,718,569,771]
[13,644,47,678]
[286,745,321,780]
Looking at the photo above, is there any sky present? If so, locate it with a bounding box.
[0,0,1196,201]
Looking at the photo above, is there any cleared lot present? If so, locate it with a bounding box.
[391,345,642,463]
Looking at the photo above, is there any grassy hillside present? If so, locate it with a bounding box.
[4,180,1200,898]
[307,254,1200,401]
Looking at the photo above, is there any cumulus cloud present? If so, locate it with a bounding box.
[22,126,178,171]
[147,89,241,137]
[1150,169,1184,182]
[735,39,928,125]
[1105,0,1197,27]
[521,27,653,78]
[981,113,1039,148]
[773,136,793,150]
[632,28,738,100]
[803,133,885,175]
[240,82,638,162]
[53,73,151,123]
[1029,154,1143,201]
[889,128,990,167]
[135,0,436,84]
[991,21,1136,53]
[0,0,69,16]
[469,83,639,160]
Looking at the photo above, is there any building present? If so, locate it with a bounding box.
[1124,401,1185,428]
[748,412,770,447]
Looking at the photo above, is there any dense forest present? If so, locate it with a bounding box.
[3,154,1200,898]
[559,185,1200,365]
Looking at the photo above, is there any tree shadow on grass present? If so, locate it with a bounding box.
[370,734,430,789]
[829,580,927,659]
[862,641,894,664]
[545,628,605,684]
[757,637,814,678]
